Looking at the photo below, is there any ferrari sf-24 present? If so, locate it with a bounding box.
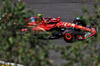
[21,16,98,42]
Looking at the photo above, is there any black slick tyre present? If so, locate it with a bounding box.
[63,32,74,42]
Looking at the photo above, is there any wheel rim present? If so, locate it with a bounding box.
[65,33,72,40]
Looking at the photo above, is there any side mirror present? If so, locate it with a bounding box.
[58,17,60,19]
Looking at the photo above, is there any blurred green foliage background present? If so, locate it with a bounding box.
[0,0,52,66]
[0,0,100,66]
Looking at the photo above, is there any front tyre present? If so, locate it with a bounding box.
[63,32,74,42]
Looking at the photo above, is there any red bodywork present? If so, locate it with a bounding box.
[26,16,60,27]
[22,16,97,40]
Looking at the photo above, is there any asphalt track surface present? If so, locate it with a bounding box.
[0,0,97,66]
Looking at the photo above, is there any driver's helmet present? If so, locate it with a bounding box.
[30,17,35,22]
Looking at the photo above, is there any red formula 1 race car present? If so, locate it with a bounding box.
[22,16,98,42]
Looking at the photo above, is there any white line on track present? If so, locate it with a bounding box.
[0,61,23,66]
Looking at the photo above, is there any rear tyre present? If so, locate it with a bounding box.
[63,32,74,42]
